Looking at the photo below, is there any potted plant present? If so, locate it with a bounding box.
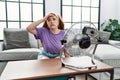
[101,19,120,41]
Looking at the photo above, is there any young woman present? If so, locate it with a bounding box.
[27,12,70,59]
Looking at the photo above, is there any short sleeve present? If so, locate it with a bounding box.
[34,28,42,39]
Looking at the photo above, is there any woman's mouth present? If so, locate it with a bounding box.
[50,24,55,26]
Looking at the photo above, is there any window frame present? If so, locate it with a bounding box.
[0,0,45,40]
[61,0,101,30]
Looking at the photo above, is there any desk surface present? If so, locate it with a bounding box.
[0,56,114,80]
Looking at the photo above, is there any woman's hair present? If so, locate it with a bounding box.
[42,13,64,30]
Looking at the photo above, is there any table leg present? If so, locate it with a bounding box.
[109,69,114,80]
[85,74,88,80]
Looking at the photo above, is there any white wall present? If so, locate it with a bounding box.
[100,0,120,24]
[45,0,61,15]
[116,0,120,21]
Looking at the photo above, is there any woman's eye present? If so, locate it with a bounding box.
[53,18,56,20]
[47,19,51,22]
[47,17,57,22]
[53,18,56,21]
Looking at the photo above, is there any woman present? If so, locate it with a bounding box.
[27,12,70,59]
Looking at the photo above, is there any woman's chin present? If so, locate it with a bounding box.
[50,26,57,29]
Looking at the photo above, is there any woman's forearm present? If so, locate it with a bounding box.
[26,19,44,34]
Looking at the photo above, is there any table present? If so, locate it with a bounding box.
[0,56,114,80]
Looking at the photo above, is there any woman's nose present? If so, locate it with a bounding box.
[50,20,54,23]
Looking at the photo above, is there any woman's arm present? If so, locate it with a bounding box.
[27,13,56,35]
[26,19,44,35]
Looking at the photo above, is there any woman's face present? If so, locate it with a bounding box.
[46,14,59,29]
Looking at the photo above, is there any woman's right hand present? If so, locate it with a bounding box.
[42,13,54,22]
[27,13,53,35]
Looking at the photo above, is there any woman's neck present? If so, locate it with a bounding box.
[50,28,61,34]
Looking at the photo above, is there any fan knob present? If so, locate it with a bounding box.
[61,40,67,45]
[79,36,91,49]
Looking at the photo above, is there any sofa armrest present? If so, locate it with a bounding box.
[0,42,3,51]
[0,52,38,62]
[109,40,120,49]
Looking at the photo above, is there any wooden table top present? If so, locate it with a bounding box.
[0,56,113,80]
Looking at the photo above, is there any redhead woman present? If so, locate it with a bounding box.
[27,12,70,59]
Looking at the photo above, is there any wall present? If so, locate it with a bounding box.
[45,0,61,15]
[100,0,120,24]
[116,0,120,21]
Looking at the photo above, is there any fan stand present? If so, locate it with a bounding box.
[91,43,98,65]
[60,44,97,70]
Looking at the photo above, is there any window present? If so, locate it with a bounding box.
[0,0,44,40]
[61,0,100,29]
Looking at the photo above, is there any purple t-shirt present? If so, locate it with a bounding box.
[34,27,65,54]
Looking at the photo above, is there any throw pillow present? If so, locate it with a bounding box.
[97,31,111,44]
[3,28,31,50]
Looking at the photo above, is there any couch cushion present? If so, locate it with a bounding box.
[4,28,31,50]
[109,40,120,48]
[0,48,41,61]
[89,44,120,67]
[28,32,40,48]
[2,48,41,53]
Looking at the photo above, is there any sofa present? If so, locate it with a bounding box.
[0,28,120,80]
[88,40,120,80]
[0,28,42,75]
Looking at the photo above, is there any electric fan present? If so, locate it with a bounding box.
[60,21,103,69]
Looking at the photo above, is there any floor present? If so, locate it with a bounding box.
[75,75,95,80]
